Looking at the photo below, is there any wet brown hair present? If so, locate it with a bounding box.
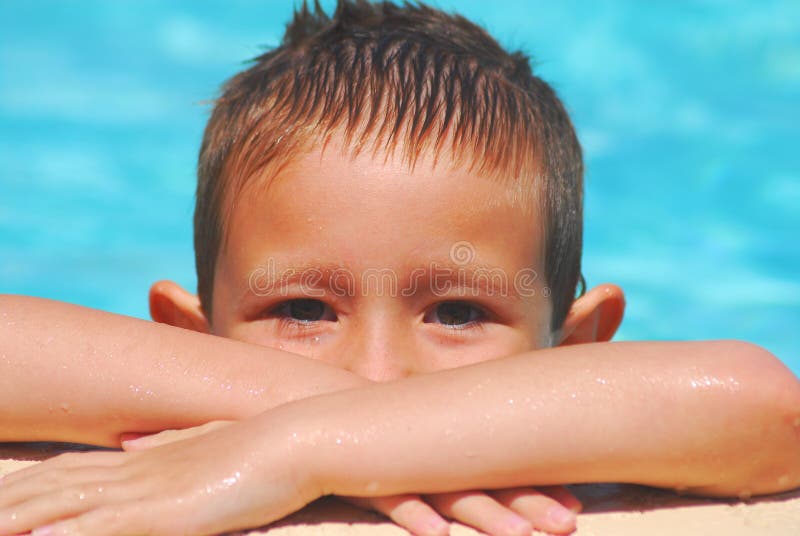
[195,0,583,332]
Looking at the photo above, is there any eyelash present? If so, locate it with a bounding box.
[263,299,336,337]
[423,301,488,331]
[264,299,489,335]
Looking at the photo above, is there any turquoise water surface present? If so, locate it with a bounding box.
[1,1,798,373]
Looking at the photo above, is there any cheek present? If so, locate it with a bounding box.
[216,320,332,361]
[214,321,276,347]
[419,328,537,373]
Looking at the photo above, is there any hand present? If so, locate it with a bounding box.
[123,424,580,535]
[343,486,580,536]
[0,418,318,535]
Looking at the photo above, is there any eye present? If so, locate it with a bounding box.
[269,299,336,323]
[424,301,485,328]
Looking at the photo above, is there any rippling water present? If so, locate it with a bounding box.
[1,1,797,372]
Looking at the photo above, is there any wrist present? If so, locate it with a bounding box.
[254,399,333,502]
[268,392,363,499]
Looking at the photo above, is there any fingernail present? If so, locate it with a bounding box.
[547,505,576,527]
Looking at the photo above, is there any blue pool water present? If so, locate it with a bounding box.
[1,1,798,373]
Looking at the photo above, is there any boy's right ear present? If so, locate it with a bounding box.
[149,280,210,333]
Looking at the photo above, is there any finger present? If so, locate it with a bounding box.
[537,485,582,513]
[344,494,449,536]
[0,466,127,509]
[0,480,135,535]
[121,421,234,451]
[25,502,156,536]
[0,451,124,489]
[491,487,577,534]
[424,491,532,536]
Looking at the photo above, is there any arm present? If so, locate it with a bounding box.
[0,294,365,446]
[0,296,582,535]
[2,340,797,535]
[294,340,800,498]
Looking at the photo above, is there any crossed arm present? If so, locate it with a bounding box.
[1,295,799,535]
[0,295,583,534]
[0,295,365,446]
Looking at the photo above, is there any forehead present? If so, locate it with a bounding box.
[227,141,541,257]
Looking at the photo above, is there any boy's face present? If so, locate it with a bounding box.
[209,135,552,381]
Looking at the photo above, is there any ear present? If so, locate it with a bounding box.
[557,283,625,345]
[149,280,210,333]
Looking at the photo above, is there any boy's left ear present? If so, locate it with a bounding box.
[556,283,625,345]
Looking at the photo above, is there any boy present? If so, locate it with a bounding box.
[1,1,798,535]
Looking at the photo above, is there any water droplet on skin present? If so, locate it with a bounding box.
[59,402,71,414]
[78,492,86,500]
[221,472,241,487]
[335,437,343,445]
[507,398,515,405]
[202,471,242,496]
[247,387,266,397]
[311,336,321,344]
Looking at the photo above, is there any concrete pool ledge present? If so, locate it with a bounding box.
[2,443,799,535]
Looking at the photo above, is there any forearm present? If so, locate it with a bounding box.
[0,295,366,446]
[272,341,800,498]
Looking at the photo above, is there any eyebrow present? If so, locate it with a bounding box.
[241,259,526,302]
[406,262,523,300]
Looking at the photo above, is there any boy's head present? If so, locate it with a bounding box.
[151,0,624,380]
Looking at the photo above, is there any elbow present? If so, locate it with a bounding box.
[703,341,800,497]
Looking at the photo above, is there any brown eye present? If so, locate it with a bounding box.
[425,301,483,327]
[272,299,334,322]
